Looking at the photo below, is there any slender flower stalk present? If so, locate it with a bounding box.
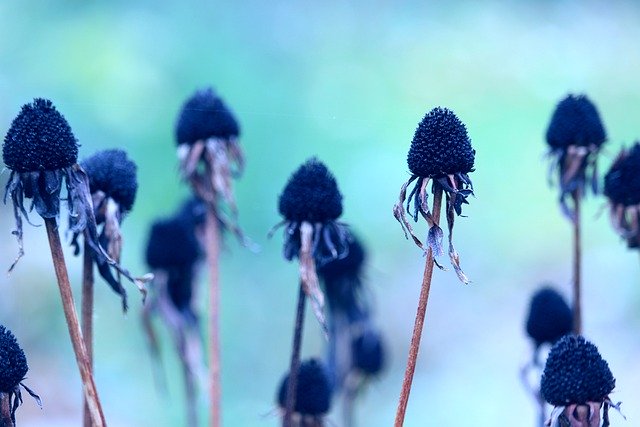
[273,158,350,427]
[545,94,607,335]
[2,99,105,425]
[392,107,475,426]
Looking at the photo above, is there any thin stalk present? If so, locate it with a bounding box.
[283,284,307,427]
[394,185,443,427]
[0,392,13,427]
[572,190,582,335]
[183,353,198,427]
[82,242,95,427]
[44,219,106,427]
[205,210,221,427]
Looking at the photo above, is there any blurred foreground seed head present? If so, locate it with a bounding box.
[351,327,385,377]
[525,287,573,356]
[541,335,620,427]
[545,94,607,219]
[393,107,475,283]
[277,358,332,425]
[603,142,640,249]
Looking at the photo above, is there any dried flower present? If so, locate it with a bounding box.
[541,335,621,427]
[603,142,640,248]
[351,327,385,377]
[0,325,40,423]
[526,287,573,355]
[393,107,475,283]
[546,94,607,218]
[277,358,332,425]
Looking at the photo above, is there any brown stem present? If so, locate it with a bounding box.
[0,392,13,427]
[205,210,221,427]
[572,191,582,335]
[394,185,443,427]
[283,284,307,427]
[44,219,106,427]
[82,241,95,427]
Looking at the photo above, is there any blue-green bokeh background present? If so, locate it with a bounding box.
[1,1,639,426]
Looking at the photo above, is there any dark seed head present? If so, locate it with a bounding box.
[146,217,201,269]
[525,287,573,348]
[545,94,606,150]
[541,335,615,406]
[278,158,343,223]
[3,98,78,172]
[81,149,138,212]
[352,328,385,376]
[277,358,332,416]
[604,143,640,207]
[317,235,365,282]
[0,325,29,393]
[175,88,240,145]
[407,107,475,177]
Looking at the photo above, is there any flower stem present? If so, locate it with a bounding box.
[44,218,106,427]
[283,283,307,427]
[205,210,221,427]
[572,190,582,335]
[0,392,13,427]
[394,185,443,427]
[81,241,95,427]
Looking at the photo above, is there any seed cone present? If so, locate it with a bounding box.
[277,358,332,416]
[352,328,385,376]
[541,335,615,406]
[81,149,138,212]
[0,325,28,393]
[525,287,573,348]
[546,94,606,150]
[407,107,475,177]
[3,98,78,172]
[604,142,640,207]
[278,158,343,223]
[175,88,240,145]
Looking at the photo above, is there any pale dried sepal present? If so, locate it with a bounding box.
[299,221,327,335]
[393,176,426,250]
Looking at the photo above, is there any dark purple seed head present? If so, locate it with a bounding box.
[604,142,640,207]
[525,287,573,348]
[3,98,78,172]
[546,94,606,150]
[352,328,385,376]
[541,335,615,406]
[407,107,475,177]
[317,235,365,282]
[81,149,138,212]
[277,358,332,416]
[278,158,343,223]
[146,217,201,269]
[0,325,28,392]
[175,87,240,145]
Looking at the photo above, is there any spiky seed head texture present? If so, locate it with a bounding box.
[604,143,640,207]
[3,98,78,172]
[175,87,240,145]
[525,287,573,347]
[81,149,138,212]
[317,235,365,281]
[0,325,28,392]
[277,358,332,416]
[545,94,606,150]
[146,217,201,269]
[407,107,475,177]
[278,158,343,222]
[541,335,615,406]
[352,329,385,376]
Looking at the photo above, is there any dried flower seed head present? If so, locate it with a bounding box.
[81,149,138,212]
[352,328,385,376]
[278,158,343,223]
[3,98,78,172]
[525,287,573,349]
[546,95,606,150]
[407,107,475,177]
[175,88,240,146]
[541,335,615,406]
[146,217,202,269]
[317,234,365,282]
[0,326,28,393]
[277,358,332,417]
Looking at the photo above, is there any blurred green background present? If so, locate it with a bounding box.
[1,1,639,426]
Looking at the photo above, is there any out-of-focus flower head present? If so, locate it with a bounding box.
[277,358,332,425]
